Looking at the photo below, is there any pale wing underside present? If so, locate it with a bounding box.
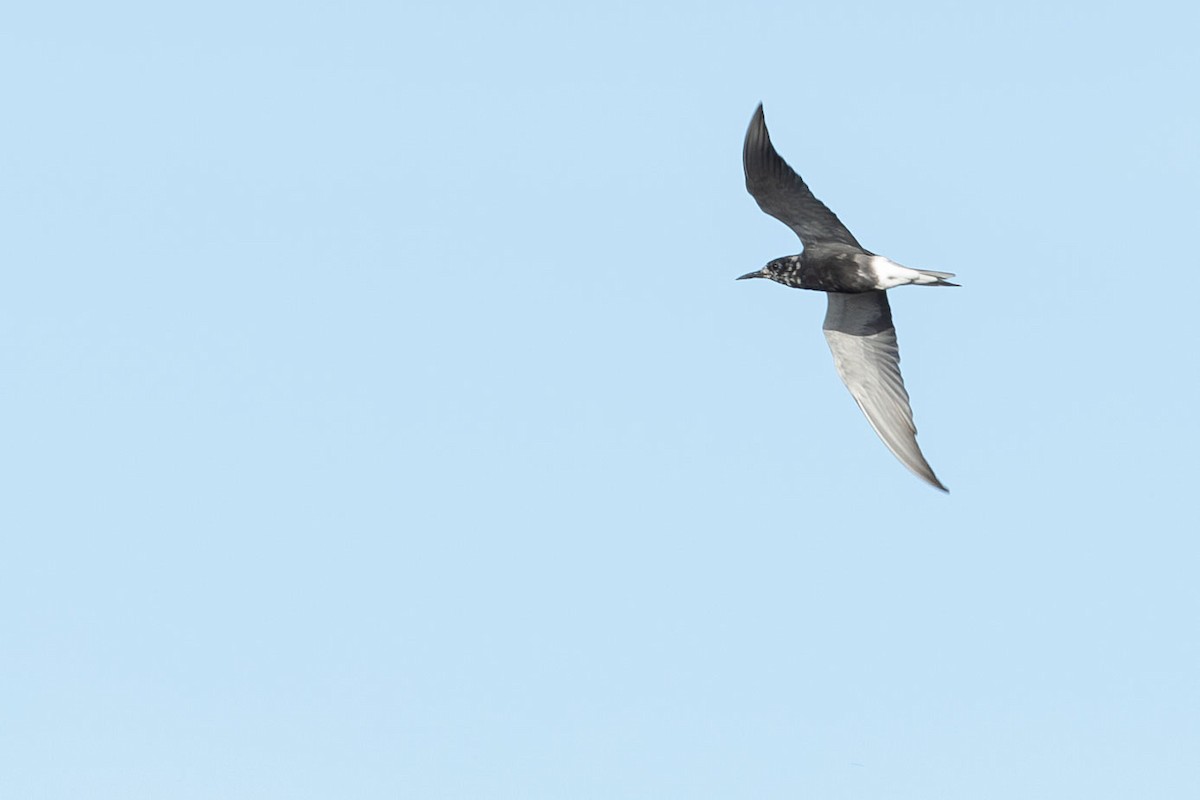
[743,104,863,249]
[822,292,946,491]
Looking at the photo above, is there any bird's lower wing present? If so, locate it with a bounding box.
[822,291,947,492]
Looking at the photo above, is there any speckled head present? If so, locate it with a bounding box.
[736,255,804,287]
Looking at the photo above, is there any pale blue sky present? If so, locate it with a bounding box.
[3,1,1198,798]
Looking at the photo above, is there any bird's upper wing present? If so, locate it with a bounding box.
[743,104,862,249]
[822,291,946,491]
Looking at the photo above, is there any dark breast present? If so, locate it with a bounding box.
[800,250,876,293]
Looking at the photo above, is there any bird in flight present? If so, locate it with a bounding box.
[738,104,954,492]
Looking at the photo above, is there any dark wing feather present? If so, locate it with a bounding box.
[743,104,862,249]
[822,291,947,492]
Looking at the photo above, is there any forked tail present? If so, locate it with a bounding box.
[914,269,959,287]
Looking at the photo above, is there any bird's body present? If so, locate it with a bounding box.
[738,104,955,492]
[760,246,958,294]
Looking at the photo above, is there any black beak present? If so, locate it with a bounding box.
[736,270,765,281]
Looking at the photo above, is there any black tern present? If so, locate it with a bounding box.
[738,104,954,492]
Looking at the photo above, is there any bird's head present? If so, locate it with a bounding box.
[736,255,800,284]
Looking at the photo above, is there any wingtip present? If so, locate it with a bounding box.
[743,103,772,174]
[750,102,765,127]
[917,464,949,493]
[913,466,949,493]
